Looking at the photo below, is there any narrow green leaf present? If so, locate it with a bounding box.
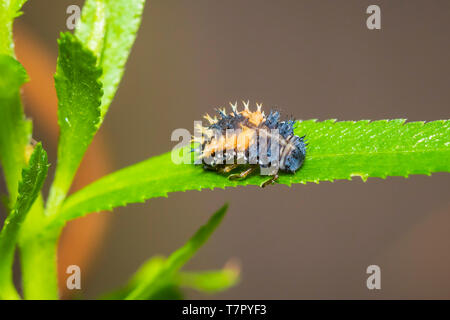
[0,0,27,56]
[0,143,49,299]
[76,0,146,120]
[125,204,228,300]
[46,32,102,216]
[102,256,238,299]
[53,119,450,227]
[0,55,32,206]
[101,256,165,299]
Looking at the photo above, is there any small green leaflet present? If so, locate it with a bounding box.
[0,143,49,299]
[0,55,32,206]
[125,204,228,300]
[102,255,239,300]
[52,119,450,227]
[101,256,166,299]
[46,32,103,216]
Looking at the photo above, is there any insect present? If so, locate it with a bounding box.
[192,101,307,187]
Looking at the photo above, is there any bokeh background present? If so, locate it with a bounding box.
[1,0,449,299]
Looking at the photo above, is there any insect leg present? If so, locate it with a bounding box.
[228,165,257,180]
[219,163,239,173]
[260,173,279,188]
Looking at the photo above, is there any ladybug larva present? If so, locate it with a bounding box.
[192,101,307,187]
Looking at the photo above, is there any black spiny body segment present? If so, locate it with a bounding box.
[193,101,307,187]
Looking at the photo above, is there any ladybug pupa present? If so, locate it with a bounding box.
[192,101,307,187]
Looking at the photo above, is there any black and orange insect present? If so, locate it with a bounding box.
[192,101,306,187]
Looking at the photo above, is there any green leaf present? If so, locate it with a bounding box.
[125,204,228,300]
[76,0,146,120]
[0,143,49,299]
[53,119,450,226]
[178,266,240,294]
[0,0,28,56]
[46,0,146,215]
[0,55,32,206]
[46,32,103,216]
[101,256,178,300]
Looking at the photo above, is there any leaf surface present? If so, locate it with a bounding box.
[46,32,102,215]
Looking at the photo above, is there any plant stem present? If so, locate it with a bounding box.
[0,218,22,299]
[19,229,60,299]
[0,206,23,299]
[45,183,67,217]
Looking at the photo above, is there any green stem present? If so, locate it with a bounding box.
[45,183,67,217]
[0,218,22,300]
[19,229,60,300]
[46,163,77,217]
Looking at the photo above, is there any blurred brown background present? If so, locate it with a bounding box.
[2,0,450,299]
